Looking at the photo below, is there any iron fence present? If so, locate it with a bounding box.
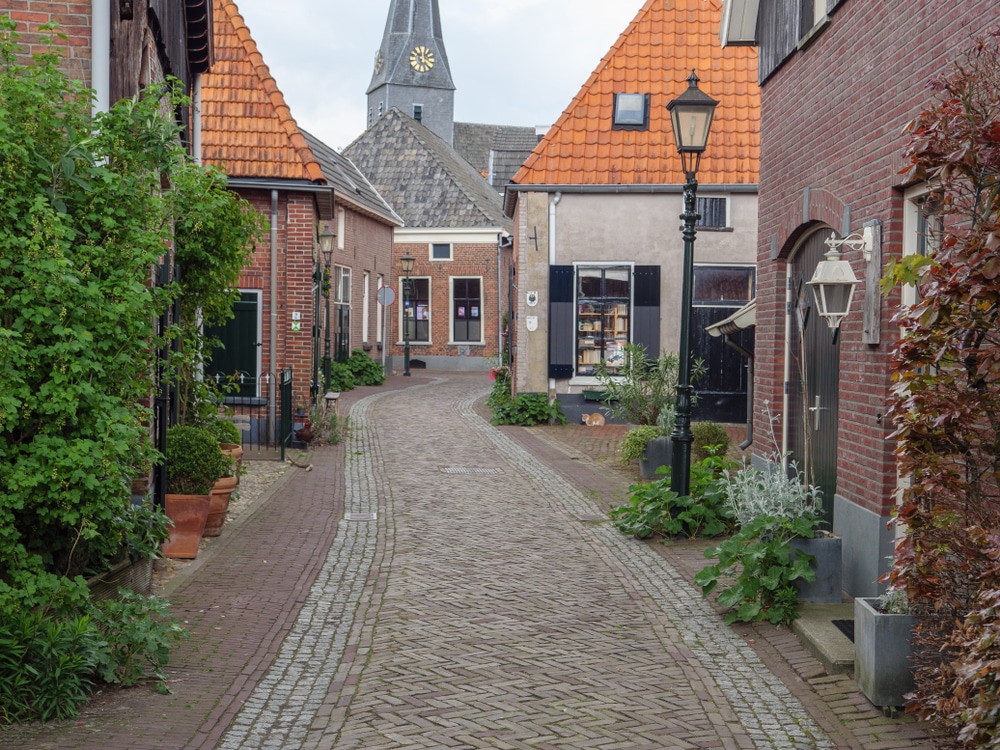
[216,369,295,459]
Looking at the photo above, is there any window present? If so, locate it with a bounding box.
[403,277,430,342]
[576,266,630,376]
[452,278,482,343]
[431,243,452,260]
[693,265,755,303]
[903,186,942,307]
[334,266,351,304]
[696,196,728,228]
[413,104,423,122]
[798,0,830,46]
[362,273,370,345]
[613,93,649,130]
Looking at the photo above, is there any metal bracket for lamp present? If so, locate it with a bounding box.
[825,225,875,263]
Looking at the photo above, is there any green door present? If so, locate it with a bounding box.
[206,291,260,398]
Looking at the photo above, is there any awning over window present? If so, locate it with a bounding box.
[706,299,756,338]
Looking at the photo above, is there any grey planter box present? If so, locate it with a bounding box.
[854,596,917,708]
[639,436,672,480]
[789,534,843,603]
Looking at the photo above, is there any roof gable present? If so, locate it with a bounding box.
[344,110,511,231]
[200,0,323,182]
[512,0,759,187]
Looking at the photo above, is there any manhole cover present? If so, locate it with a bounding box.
[344,512,377,522]
[442,467,502,475]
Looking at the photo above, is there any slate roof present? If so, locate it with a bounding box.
[302,131,403,227]
[200,0,324,182]
[511,0,759,188]
[454,123,539,192]
[343,109,512,232]
[366,0,455,95]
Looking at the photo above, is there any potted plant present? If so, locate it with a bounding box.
[695,457,836,625]
[162,425,229,558]
[854,588,917,709]
[596,343,705,479]
[205,415,244,481]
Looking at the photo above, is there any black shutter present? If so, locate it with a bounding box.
[632,266,660,361]
[549,266,574,379]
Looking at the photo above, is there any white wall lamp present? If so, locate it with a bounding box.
[806,229,870,330]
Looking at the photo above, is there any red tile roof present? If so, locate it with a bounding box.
[512,0,759,187]
[200,0,324,182]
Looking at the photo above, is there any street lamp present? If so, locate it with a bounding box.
[399,253,415,376]
[319,230,335,390]
[666,70,718,498]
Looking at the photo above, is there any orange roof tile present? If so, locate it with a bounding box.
[200,0,324,182]
[513,0,758,187]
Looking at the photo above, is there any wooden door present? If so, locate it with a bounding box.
[788,230,840,528]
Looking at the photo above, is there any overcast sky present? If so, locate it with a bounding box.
[232,0,644,152]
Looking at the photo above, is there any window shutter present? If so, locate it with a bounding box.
[548,266,574,379]
[633,266,660,360]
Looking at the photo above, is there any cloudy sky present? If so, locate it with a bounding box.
[232,0,644,151]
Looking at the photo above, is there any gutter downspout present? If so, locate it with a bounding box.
[192,76,203,166]
[497,233,503,360]
[269,190,278,443]
[548,192,562,396]
[91,0,110,115]
[782,267,792,469]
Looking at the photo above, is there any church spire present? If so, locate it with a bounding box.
[366,0,456,144]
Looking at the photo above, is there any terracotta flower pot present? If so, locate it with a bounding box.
[162,493,211,559]
[204,475,238,537]
[221,442,244,485]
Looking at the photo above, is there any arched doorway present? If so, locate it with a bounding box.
[787,228,840,529]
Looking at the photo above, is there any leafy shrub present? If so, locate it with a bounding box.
[0,610,100,724]
[695,514,819,626]
[619,425,663,464]
[691,421,731,462]
[202,416,242,445]
[90,592,187,688]
[491,393,567,426]
[122,503,170,563]
[594,343,704,427]
[694,459,824,626]
[610,451,736,539]
[165,425,228,495]
[345,349,385,386]
[326,361,356,392]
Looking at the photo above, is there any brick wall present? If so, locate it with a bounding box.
[238,189,318,408]
[390,241,503,363]
[8,2,93,83]
[755,1,997,516]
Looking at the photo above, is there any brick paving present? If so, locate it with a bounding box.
[0,372,938,750]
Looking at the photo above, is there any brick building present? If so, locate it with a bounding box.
[200,0,400,410]
[721,0,996,595]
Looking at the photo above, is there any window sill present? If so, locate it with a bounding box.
[797,15,830,51]
[695,226,735,233]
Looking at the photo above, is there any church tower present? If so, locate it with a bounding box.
[366,0,456,145]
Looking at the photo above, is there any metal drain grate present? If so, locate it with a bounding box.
[442,467,502,475]
[344,512,377,522]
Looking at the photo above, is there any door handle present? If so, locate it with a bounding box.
[808,395,822,431]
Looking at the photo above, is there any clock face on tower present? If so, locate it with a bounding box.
[409,45,435,73]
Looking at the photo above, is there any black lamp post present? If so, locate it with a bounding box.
[319,230,335,390]
[666,70,718,497]
[400,253,415,376]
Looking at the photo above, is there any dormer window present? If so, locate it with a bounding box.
[613,93,649,130]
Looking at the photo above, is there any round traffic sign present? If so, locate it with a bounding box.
[377,286,396,306]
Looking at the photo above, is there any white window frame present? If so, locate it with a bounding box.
[362,273,370,345]
[334,266,351,304]
[569,262,634,385]
[902,183,940,308]
[399,276,431,344]
[449,275,485,345]
[376,275,385,345]
[696,194,730,229]
[430,242,453,261]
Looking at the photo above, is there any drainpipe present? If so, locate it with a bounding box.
[548,192,562,395]
[192,76,203,165]
[497,233,503,360]
[269,190,278,443]
[781,266,792,469]
[91,0,110,115]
